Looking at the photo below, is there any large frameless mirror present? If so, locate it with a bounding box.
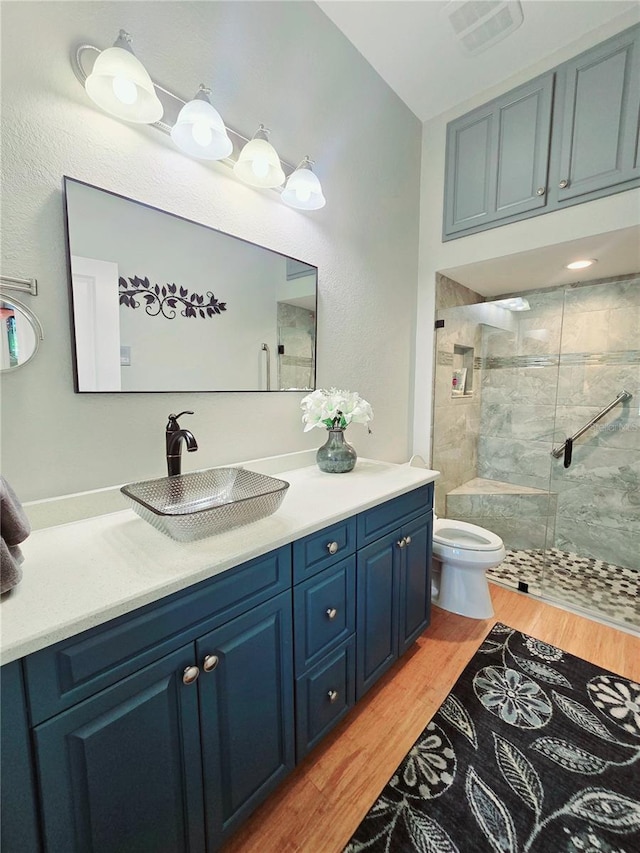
[63,177,317,393]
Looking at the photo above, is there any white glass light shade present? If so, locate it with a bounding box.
[282,160,326,210]
[85,34,163,124]
[233,127,285,188]
[170,88,233,160]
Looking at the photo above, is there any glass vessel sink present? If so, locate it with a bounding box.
[121,467,290,542]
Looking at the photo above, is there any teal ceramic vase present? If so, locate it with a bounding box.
[316,428,357,473]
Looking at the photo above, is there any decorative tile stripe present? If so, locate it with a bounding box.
[483,350,640,370]
[437,351,454,366]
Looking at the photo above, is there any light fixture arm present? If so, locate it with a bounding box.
[113,30,135,53]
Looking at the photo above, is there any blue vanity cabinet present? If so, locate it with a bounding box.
[33,645,206,853]
[356,487,433,700]
[195,592,294,844]
[22,546,294,853]
[1,660,42,853]
[292,534,357,759]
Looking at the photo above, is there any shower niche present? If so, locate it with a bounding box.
[451,344,474,397]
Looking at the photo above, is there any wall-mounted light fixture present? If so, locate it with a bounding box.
[282,157,326,210]
[84,30,163,124]
[72,32,326,211]
[234,125,285,188]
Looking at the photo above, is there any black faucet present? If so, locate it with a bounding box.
[166,411,198,476]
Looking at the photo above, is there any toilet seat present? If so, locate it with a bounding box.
[433,518,503,552]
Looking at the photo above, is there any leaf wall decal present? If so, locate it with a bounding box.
[493,733,543,815]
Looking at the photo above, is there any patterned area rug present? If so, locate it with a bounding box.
[344,623,640,853]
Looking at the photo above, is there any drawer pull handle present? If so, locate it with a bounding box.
[203,654,219,673]
[326,607,338,620]
[536,187,546,196]
[327,541,339,555]
[182,665,200,685]
[397,537,406,549]
[328,690,338,703]
[559,178,569,189]
[405,535,412,545]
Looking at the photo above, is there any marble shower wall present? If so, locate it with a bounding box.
[432,277,485,516]
[277,303,315,391]
[479,275,640,570]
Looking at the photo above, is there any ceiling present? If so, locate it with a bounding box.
[317,0,639,123]
[317,1,640,295]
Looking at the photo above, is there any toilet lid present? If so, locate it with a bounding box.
[433,518,503,551]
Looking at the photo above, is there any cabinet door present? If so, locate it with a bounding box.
[196,591,294,844]
[1,661,42,853]
[555,27,640,201]
[356,531,401,699]
[398,513,432,657]
[33,645,205,853]
[444,73,553,236]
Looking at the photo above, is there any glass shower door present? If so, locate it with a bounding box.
[542,277,640,628]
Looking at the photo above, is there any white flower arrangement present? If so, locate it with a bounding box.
[301,388,373,432]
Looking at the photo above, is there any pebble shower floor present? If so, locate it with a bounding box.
[487,548,640,629]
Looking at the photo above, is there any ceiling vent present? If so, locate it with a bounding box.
[444,1,524,55]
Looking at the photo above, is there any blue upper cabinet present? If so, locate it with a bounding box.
[443,23,640,240]
[444,72,554,236]
[553,26,640,202]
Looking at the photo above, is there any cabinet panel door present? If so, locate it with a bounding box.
[398,513,432,657]
[356,532,401,700]
[196,591,294,843]
[556,28,640,200]
[444,108,494,234]
[495,74,553,217]
[294,555,356,673]
[33,646,205,853]
[1,661,42,853]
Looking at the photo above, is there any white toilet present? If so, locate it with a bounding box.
[431,514,506,619]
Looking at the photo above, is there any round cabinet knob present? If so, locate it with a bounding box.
[182,665,200,685]
[203,654,219,673]
[327,690,338,703]
[536,187,546,196]
[559,179,569,189]
[405,535,412,545]
[326,541,339,555]
[396,538,406,549]
[326,607,338,620]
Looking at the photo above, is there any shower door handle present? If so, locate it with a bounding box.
[563,437,573,469]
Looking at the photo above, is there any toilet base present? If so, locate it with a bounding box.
[432,557,495,620]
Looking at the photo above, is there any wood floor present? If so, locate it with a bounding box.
[222,584,640,853]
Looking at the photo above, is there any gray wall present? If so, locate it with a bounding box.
[0,1,422,500]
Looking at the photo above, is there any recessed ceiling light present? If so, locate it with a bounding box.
[565,258,597,270]
[492,297,530,311]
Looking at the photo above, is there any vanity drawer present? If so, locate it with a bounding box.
[357,484,433,547]
[295,637,356,759]
[293,517,356,583]
[293,556,356,674]
[24,546,291,725]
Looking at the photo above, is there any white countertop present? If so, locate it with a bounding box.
[1,458,438,664]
